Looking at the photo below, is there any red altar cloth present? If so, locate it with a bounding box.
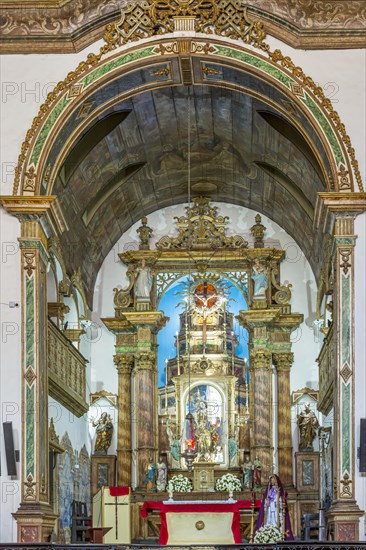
[141,500,261,544]
[109,486,130,496]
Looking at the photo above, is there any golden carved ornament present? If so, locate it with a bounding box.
[114,354,135,373]
[24,474,37,501]
[108,0,268,50]
[340,472,352,497]
[156,197,248,250]
[23,251,36,277]
[273,352,294,370]
[250,349,272,368]
[270,262,292,305]
[250,213,266,247]
[339,248,352,275]
[90,389,118,406]
[136,352,155,370]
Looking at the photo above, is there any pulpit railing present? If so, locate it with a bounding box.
[48,318,89,417]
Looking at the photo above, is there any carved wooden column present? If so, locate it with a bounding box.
[273,352,293,486]
[250,348,273,479]
[238,310,279,481]
[114,353,134,486]
[135,352,157,488]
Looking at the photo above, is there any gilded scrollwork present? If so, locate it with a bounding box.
[270,262,292,305]
[156,197,248,251]
[109,0,268,50]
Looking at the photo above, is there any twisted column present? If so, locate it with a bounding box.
[273,352,293,486]
[114,354,134,486]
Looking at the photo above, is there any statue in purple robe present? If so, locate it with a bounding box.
[254,474,294,540]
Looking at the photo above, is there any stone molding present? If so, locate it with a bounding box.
[1,0,365,53]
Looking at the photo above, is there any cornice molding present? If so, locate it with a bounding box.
[0,195,56,217]
[1,1,365,54]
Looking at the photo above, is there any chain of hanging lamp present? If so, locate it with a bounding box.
[181,88,198,471]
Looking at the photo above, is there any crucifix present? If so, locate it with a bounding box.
[194,281,218,355]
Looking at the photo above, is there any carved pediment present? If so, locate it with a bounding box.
[156,197,248,251]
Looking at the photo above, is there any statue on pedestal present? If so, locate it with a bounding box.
[145,457,157,491]
[253,456,262,489]
[156,457,167,492]
[297,402,319,450]
[166,418,181,468]
[242,455,253,489]
[251,259,268,299]
[135,259,153,300]
[92,412,114,454]
[254,474,294,540]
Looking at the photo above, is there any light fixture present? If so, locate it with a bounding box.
[181,88,197,471]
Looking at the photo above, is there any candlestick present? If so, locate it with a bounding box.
[165,359,168,413]
[176,331,180,376]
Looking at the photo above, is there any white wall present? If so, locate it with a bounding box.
[0,211,23,543]
[267,39,366,185]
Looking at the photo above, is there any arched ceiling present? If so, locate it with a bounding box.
[51,82,328,302]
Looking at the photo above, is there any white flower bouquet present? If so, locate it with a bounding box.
[253,525,282,543]
[215,473,242,492]
[167,474,192,493]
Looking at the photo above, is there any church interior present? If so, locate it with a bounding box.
[0,0,365,544]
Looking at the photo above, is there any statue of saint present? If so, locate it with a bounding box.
[92,412,113,454]
[297,402,319,450]
[253,456,262,489]
[242,455,253,489]
[145,457,157,491]
[254,474,294,540]
[156,457,167,492]
[135,259,153,299]
[136,217,152,250]
[166,418,181,467]
[251,259,268,299]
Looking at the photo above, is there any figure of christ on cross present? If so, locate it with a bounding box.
[193,282,220,354]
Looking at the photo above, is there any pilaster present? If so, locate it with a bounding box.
[315,194,366,541]
[14,217,57,541]
[327,213,363,539]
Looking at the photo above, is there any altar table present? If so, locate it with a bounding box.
[141,500,261,544]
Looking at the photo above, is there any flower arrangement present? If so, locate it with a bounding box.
[253,525,282,543]
[215,473,242,492]
[167,474,192,493]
